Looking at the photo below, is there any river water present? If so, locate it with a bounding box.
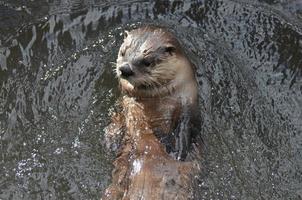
[0,0,301,199]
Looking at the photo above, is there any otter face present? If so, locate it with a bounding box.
[115,27,188,95]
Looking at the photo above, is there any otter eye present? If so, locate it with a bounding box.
[134,58,152,67]
[120,50,125,57]
[142,59,151,66]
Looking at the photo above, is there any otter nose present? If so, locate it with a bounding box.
[119,64,134,77]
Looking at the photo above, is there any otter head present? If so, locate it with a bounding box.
[116,26,194,97]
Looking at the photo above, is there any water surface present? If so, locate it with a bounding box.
[0,0,302,199]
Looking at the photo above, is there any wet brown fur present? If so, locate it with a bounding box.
[102,26,201,200]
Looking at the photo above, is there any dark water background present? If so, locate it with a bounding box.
[0,0,301,199]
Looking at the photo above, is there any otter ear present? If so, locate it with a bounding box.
[124,30,129,39]
[165,46,176,55]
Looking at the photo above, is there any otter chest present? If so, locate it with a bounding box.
[137,97,181,136]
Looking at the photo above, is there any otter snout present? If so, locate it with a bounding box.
[119,64,134,77]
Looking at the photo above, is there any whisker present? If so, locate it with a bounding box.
[109,62,117,68]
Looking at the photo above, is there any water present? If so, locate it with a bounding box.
[0,0,301,199]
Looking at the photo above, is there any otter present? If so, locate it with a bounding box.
[102,26,201,200]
